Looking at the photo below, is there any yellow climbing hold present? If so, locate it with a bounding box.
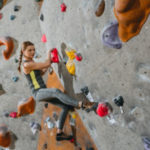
[66,59,75,76]
[65,48,76,75]
[65,49,76,60]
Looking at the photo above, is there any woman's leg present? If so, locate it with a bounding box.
[35,88,79,107]
[46,98,74,141]
[47,98,73,130]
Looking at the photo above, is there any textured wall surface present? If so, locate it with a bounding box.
[0,0,46,149]
[40,0,150,150]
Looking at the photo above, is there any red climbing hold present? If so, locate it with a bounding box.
[75,53,82,61]
[70,138,75,143]
[9,112,18,118]
[61,3,67,12]
[96,103,108,117]
[41,34,47,43]
[51,48,59,63]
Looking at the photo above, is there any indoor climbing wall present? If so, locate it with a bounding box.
[39,0,150,150]
[0,0,46,150]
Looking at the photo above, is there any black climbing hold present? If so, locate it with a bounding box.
[43,143,47,149]
[44,103,48,108]
[81,86,89,95]
[40,13,44,21]
[10,15,16,20]
[14,5,19,11]
[113,96,124,107]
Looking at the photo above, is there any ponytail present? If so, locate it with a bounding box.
[18,41,34,73]
[18,50,23,73]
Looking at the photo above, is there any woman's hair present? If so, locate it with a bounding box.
[18,41,34,73]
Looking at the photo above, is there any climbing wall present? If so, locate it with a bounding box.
[39,0,150,150]
[37,72,97,150]
[0,0,46,150]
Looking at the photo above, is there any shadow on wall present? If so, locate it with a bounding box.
[57,42,86,102]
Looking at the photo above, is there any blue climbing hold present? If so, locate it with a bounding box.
[10,15,16,20]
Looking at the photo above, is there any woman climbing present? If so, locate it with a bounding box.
[18,41,95,141]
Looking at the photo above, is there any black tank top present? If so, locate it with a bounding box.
[23,60,46,94]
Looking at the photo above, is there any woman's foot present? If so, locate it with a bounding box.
[82,101,95,109]
[56,132,73,141]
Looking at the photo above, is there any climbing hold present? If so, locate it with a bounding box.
[142,137,150,150]
[41,34,47,43]
[14,58,18,63]
[81,86,95,102]
[0,0,3,9]
[12,76,19,82]
[69,117,76,126]
[45,117,55,129]
[51,48,59,63]
[14,5,19,11]
[66,60,76,75]
[40,13,44,21]
[65,49,76,60]
[112,95,124,113]
[30,122,41,134]
[101,21,122,49]
[3,111,9,117]
[61,3,67,12]
[43,143,48,149]
[44,103,48,108]
[0,13,3,20]
[9,112,17,118]
[75,53,82,61]
[96,103,108,117]
[114,0,150,42]
[0,36,14,60]
[10,15,16,20]
[70,138,75,143]
[95,0,105,17]
[0,84,5,95]
[0,124,11,148]
[52,112,58,121]
[17,97,35,117]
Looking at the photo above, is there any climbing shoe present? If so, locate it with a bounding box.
[82,101,95,110]
[56,132,73,141]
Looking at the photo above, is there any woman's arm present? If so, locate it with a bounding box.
[24,49,52,71]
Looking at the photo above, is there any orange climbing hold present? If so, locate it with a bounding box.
[17,97,35,117]
[0,36,14,60]
[0,124,11,148]
[114,0,150,42]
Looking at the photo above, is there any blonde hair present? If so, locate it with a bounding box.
[18,41,34,73]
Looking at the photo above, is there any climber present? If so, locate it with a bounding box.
[18,41,95,141]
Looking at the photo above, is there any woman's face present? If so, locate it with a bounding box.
[23,45,35,59]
